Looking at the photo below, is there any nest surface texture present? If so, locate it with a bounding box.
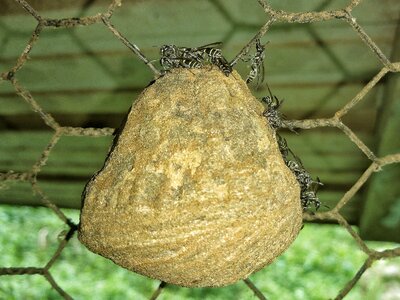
[78,67,302,287]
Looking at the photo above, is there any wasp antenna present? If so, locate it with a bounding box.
[199,42,223,48]
[265,80,274,99]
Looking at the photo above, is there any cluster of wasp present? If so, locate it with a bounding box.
[158,40,322,211]
[158,38,266,84]
[262,93,323,211]
[159,42,232,76]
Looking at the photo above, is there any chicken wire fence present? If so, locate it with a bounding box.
[0,0,399,299]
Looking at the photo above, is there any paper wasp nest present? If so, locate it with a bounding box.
[78,67,302,287]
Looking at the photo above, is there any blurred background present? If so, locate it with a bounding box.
[0,0,399,299]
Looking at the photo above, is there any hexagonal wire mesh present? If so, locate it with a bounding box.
[0,0,399,299]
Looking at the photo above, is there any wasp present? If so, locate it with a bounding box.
[261,83,290,131]
[262,95,284,130]
[300,176,323,210]
[192,42,224,63]
[275,130,323,211]
[292,165,323,211]
[160,44,205,71]
[244,38,267,88]
[276,133,289,161]
[214,56,233,76]
[189,42,232,76]
[203,47,223,62]
[261,82,323,211]
[286,151,323,210]
[159,42,232,76]
[160,56,203,71]
[288,159,318,192]
[301,190,321,211]
[262,83,298,133]
[160,44,201,71]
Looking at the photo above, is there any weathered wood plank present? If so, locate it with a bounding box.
[0,90,138,115]
[0,180,83,209]
[0,132,112,174]
[359,19,400,242]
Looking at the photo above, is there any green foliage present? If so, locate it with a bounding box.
[0,205,399,300]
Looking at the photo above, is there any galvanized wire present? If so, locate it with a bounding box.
[0,0,399,299]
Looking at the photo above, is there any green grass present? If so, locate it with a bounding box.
[0,205,399,300]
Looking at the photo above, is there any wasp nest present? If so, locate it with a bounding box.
[78,67,302,287]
